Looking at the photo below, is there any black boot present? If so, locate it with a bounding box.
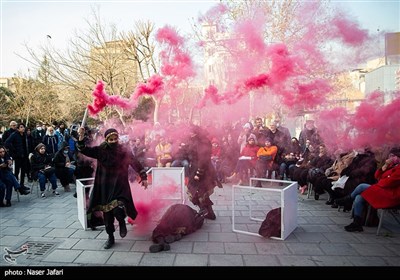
[119,220,127,238]
[335,194,353,206]
[344,216,363,232]
[149,237,171,253]
[104,234,115,249]
[17,188,30,195]
[325,196,335,205]
[205,205,216,220]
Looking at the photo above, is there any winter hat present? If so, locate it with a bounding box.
[243,122,252,130]
[264,137,273,144]
[247,135,256,142]
[389,147,400,157]
[35,143,46,152]
[104,128,119,140]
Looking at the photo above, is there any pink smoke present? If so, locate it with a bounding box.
[331,13,370,46]
[133,74,164,99]
[88,81,131,115]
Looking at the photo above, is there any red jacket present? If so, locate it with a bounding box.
[361,164,400,209]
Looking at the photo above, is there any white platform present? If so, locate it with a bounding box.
[232,178,298,240]
[147,167,186,204]
[76,178,95,231]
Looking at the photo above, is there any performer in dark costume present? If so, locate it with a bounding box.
[149,204,205,253]
[77,127,148,249]
[186,125,221,220]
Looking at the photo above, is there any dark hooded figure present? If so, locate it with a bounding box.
[149,204,205,253]
[53,141,75,192]
[186,125,220,220]
[76,127,148,249]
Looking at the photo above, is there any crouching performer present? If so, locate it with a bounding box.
[77,127,148,249]
[149,204,205,253]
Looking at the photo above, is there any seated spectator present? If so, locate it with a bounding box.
[0,146,30,207]
[254,138,278,187]
[30,143,59,198]
[335,147,400,232]
[171,142,190,177]
[53,142,75,192]
[155,137,173,167]
[279,137,301,180]
[210,138,225,183]
[227,135,259,185]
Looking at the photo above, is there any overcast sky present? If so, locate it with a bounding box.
[1,0,399,77]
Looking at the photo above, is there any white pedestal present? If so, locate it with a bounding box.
[232,178,298,240]
[147,167,186,204]
[76,178,94,230]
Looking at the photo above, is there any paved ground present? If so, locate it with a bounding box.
[1,179,400,269]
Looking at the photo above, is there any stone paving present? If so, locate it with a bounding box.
[1,180,400,267]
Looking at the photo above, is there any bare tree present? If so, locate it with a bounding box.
[20,6,141,125]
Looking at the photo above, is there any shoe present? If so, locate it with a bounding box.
[73,192,77,198]
[104,236,115,249]
[331,202,338,208]
[164,235,175,244]
[299,185,308,195]
[314,192,319,200]
[41,192,46,198]
[149,243,171,253]
[205,205,216,220]
[5,200,11,207]
[325,197,334,205]
[119,220,127,238]
[335,195,352,206]
[53,190,60,196]
[17,188,30,195]
[21,186,30,191]
[344,216,363,232]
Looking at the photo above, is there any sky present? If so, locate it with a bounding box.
[0,0,399,77]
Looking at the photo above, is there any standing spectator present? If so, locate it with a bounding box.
[76,127,148,249]
[56,121,70,150]
[4,123,30,190]
[298,120,321,152]
[43,126,59,157]
[31,122,46,147]
[2,121,18,143]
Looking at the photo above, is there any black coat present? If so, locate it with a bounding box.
[77,140,147,220]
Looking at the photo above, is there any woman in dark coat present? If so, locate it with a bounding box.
[53,141,75,192]
[186,125,220,220]
[77,127,148,249]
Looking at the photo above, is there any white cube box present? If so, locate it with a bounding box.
[232,178,298,240]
